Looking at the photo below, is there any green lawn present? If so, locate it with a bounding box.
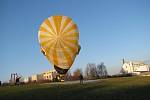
[0,76,150,100]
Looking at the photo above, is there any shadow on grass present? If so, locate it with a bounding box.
[0,81,150,100]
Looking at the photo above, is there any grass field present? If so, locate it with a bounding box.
[0,76,150,100]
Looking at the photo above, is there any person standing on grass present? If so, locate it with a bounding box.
[79,74,84,85]
[15,76,21,85]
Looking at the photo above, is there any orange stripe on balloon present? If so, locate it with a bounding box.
[53,16,62,35]
[44,19,56,36]
[60,41,73,67]
[62,24,77,36]
[60,17,72,34]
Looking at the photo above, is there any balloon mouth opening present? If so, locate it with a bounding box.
[54,65,69,74]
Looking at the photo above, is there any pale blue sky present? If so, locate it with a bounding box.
[0,0,150,82]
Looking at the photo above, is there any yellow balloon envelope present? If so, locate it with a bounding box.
[38,15,80,74]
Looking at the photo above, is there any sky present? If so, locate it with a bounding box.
[0,0,150,82]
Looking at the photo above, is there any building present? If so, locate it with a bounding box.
[13,70,61,83]
[19,77,29,83]
[42,70,58,81]
[22,77,29,83]
[31,75,37,82]
[122,59,149,75]
[29,70,60,82]
[30,74,44,82]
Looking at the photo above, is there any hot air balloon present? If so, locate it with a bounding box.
[38,15,80,74]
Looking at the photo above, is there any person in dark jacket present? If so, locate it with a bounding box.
[15,77,21,85]
[79,74,84,84]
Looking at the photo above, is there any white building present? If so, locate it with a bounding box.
[23,77,29,83]
[122,59,149,75]
[19,77,29,83]
[29,70,58,82]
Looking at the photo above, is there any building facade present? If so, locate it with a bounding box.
[122,59,149,75]
[28,70,59,82]
[42,70,58,81]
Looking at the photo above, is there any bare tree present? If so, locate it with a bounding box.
[85,64,90,79]
[85,62,108,79]
[85,63,97,79]
[89,64,97,79]
[97,64,103,78]
[97,62,108,78]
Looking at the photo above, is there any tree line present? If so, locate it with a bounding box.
[65,62,108,81]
